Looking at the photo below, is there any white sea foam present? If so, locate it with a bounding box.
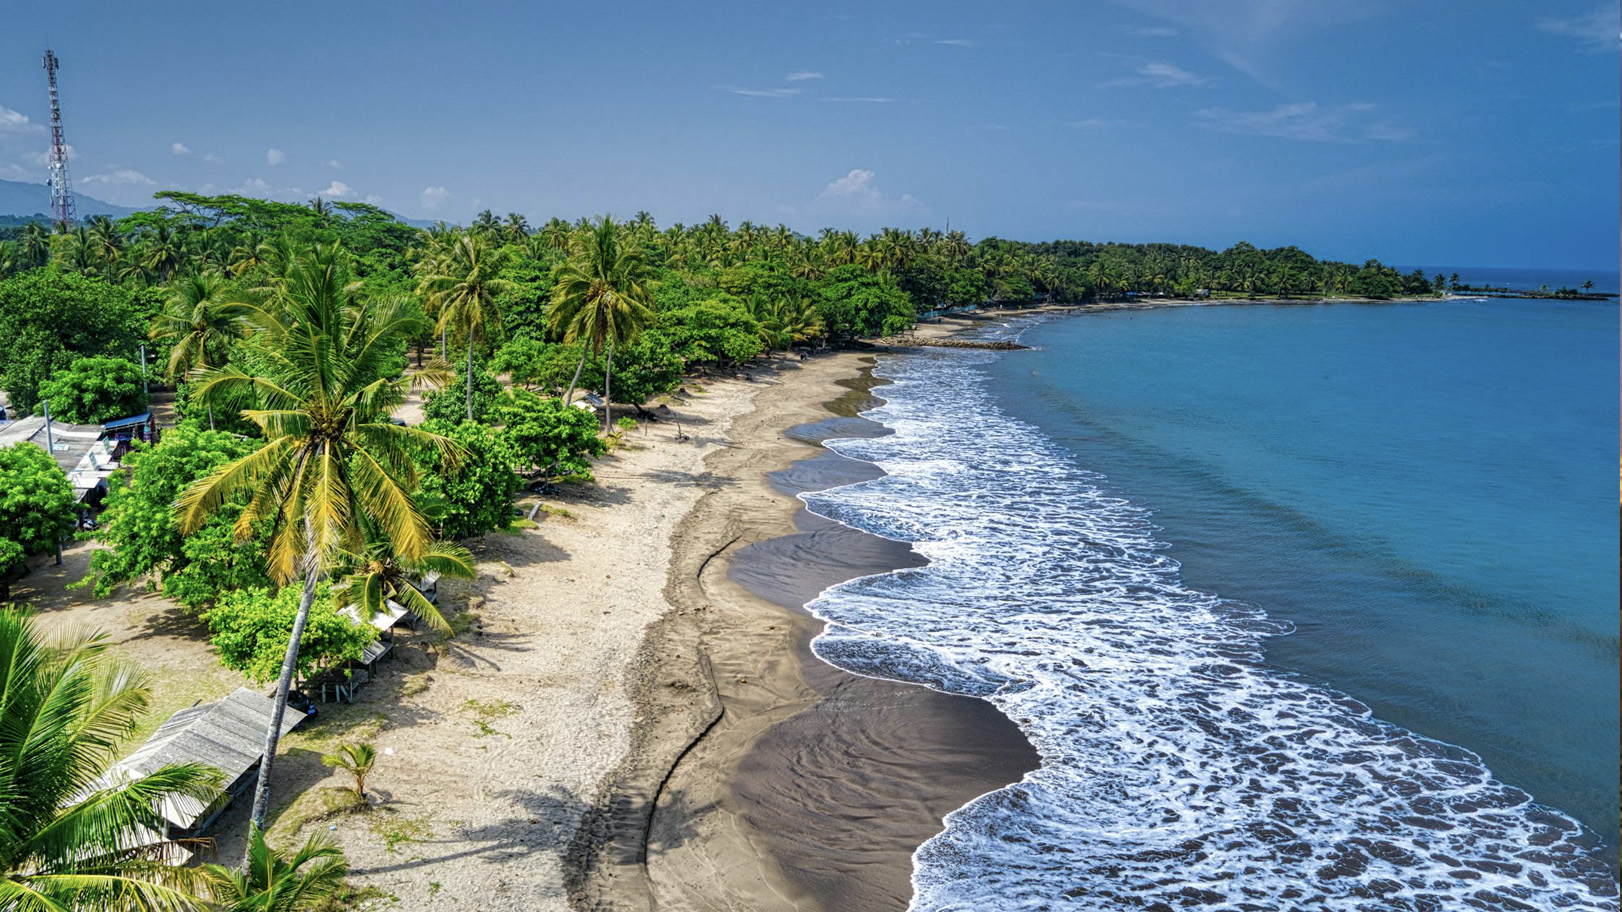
[799,343,1619,911]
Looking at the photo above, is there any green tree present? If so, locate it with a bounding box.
[413,420,520,538]
[422,362,503,425]
[201,827,348,912]
[176,243,459,848]
[204,584,376,685]
[0,537,22,601]
[0,271,142,413]
[149,273,248,429]
[0,608,222,911]
[81,426,271,611]
[0,442,75,558]
[490,390,606,482]
[812,264,915,338]
[421,234,512,422]
[548,217,656,430]
[648,300,764,368]
[34,356,148,424]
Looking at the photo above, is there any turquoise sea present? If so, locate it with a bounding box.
[801,296,1618,908]
[987,300,1619,854]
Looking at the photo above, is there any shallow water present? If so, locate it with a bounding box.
[799,300,1619,910]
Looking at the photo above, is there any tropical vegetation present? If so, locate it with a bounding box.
[0,188,1478,892]
[0,609,221,911]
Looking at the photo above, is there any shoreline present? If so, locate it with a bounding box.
[570,350,1039,911]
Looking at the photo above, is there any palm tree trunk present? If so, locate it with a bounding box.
[562,347,588,407]
[243,548,319,864]
[208,404,215,432]
[602,341,614,434]
[466,335,475,423]
[440,327,447,361]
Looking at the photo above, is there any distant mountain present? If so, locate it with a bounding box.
[0,179,146,221]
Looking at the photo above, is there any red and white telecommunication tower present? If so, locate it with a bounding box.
[42,48,75,227]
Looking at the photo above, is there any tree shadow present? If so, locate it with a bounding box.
[636,468,737,490]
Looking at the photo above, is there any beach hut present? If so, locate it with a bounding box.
[99,688,305,843]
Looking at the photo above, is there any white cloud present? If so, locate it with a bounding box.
[810,168,925,217]
[327,159,342,169]
[1103,60,1209,88]
[25,145,75,166]
[80,169,156,186]
[821,96,895,103]
[1111,1,1373,87]
[266,148,286,167]
[719,86,801,98]
[202,152,222,163]
[1195,102,1413,142]
[363,194,384,206]
[1068,117,1143,129]
[785,71,824,81]
[171,142,190,156]
[0,163,34,181]
[317,180,354,198]
[0,105,42,134]
[1536,7,1620,52]
[934,38,974,46]
[1131,25,1179,36]
[421,186,449,210]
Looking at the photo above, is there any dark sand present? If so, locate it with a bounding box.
[724,416,1041,911]
[570,348,1038,912]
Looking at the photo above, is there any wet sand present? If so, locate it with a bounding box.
[571,357,1038,912]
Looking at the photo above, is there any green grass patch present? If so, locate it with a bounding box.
[368,806,432,854]
[270,786,368,837]
[464,698,516,738]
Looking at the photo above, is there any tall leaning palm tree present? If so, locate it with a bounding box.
[150,273,248,430]
[421,234,511,422]
[177,244,459,860]
[548,217,655,431]
[0,608,222,911]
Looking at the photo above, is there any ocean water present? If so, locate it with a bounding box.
[1402,265,1620,297]
[799,299,1619,909]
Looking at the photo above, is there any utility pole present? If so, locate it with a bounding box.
[42,48,75,229]
[138,343,148,397]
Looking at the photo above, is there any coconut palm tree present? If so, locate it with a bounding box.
[420,234,512,422]
[548,217,655,431]
[151,273,249,429]
[176,244,459,855]
[320,743,376,798]
[201,828,347,912]
[19,222,50,269]
[0,608,222,911]
[334,536,474,635]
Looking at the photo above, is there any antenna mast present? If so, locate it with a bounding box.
[42,48,75,228]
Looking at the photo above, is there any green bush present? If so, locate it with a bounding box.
[491,389,606,481]
[35,356,148,424]
[813,265,915,338]
[648,299,763,368]
[415,419,520,539]
[0,442,75,556]
[205,583,375,684]
[422,365,504,425]
[82,425,271,609]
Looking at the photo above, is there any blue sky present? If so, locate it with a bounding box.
[0,1,1616,269]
